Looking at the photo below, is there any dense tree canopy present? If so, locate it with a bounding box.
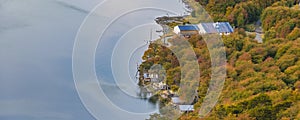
[143,0,300,119]
[196,0,280,28]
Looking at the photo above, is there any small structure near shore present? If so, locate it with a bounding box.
[143,73,151,82]
[178,105,194,112]
[171,96,196,113]
[143,73,159,82]
[173,25,199,37]
[198,22,234,35]
[173,22,234,36]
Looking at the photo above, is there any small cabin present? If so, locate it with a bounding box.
[143,73,151,82]
[143,73,159,82]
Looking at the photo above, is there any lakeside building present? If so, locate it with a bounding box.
[171,96,197,112]
[143,73,151,82]
[173,25,199,38]
[143,73,159,82]
[173,22,234,36]
[198,22,234,35]
[178,105,194,112]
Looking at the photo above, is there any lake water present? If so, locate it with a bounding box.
[0,0,187,120]
[93,0,189,119]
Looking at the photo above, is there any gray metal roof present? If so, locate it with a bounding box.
[200,22,234,33]
[178,105,194,112]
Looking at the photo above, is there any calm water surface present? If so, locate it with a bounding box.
[0,0,187,119]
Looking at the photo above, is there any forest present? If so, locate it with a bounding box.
[140,0,300,119]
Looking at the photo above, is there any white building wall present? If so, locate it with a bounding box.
[173,26,181,34]
[197,24,206,34]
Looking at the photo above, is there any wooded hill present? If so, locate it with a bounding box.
[142,0,300,119]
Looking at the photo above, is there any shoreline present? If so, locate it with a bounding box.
[138,0,196,88]
[137,0,198,114]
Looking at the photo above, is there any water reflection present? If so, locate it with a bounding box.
[94,0,188,117]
